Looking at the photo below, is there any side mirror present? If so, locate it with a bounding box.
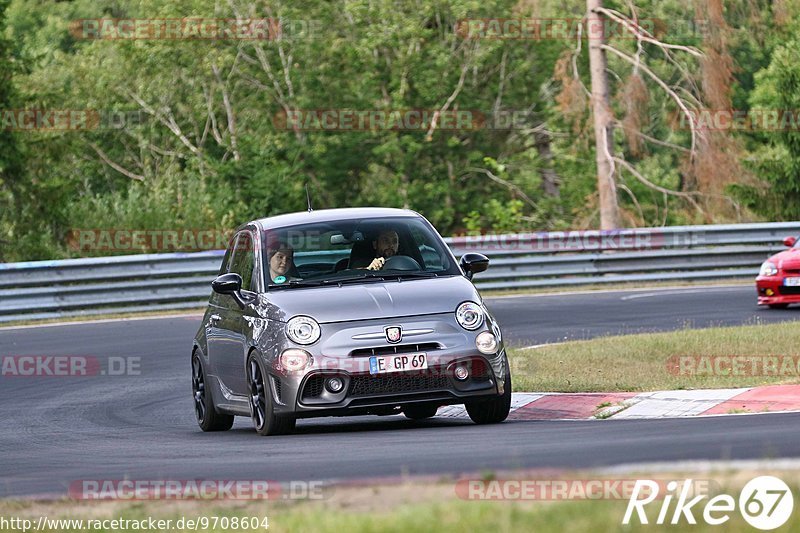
[783,236,797,248]
[212,272,242,294]
[212,273,246,308]
[460,253,490,280]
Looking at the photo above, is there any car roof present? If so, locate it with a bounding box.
[249,207,421,231]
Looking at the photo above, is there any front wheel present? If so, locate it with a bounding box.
[247,354,295,436]
[192,352,234,432]
[465,365,511,425]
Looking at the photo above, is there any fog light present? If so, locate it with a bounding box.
[454,366,469,381]
[476,331,498,354]
[766,289,775,296]
[326,376,344,393]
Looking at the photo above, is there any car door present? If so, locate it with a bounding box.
[209,230,256,397]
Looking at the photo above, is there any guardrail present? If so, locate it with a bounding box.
[1,221,798,323]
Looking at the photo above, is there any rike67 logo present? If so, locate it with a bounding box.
[623,476,793,530]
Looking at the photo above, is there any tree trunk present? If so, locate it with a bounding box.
[587,0,620,229]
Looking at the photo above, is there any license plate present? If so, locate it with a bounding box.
[369,353,428,374]
[785,277,800,286]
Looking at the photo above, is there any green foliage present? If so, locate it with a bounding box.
[736,17,800,219]
[0,0,796,261]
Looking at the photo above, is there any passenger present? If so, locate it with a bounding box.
[266,241,300,283]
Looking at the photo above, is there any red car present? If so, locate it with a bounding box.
[756,236,800,308]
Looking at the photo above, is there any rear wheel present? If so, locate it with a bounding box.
[247,354,295,436]
[403,404,439,420]
[466,364,511,425]
[192,352,234,432]
[768,303,790,309]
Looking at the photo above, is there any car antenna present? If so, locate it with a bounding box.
[305,183,313,213]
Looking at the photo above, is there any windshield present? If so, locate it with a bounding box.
[262,216,461,288]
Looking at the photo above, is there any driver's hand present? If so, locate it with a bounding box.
[366,257,385,271]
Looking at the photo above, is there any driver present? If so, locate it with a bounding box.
[365,229,399,271]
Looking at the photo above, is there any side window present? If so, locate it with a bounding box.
[410,225,445,270]
[219,235,237,275]
[229,231,256,291]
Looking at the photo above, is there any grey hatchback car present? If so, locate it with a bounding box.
[192,207,511,436]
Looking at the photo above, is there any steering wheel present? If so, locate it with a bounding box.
[382,255,422,271]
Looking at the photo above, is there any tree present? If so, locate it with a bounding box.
[586,0,620,229]
[743,20,800,220]
[0,0,22,261]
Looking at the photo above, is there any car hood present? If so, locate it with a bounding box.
[261,275,481,323]
[769,248,800,270]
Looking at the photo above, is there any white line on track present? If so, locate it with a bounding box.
[486,283,748,301]
[619,286,750,301]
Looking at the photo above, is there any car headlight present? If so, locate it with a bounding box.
[475,331,498,354]
[760,261,778,277]
[456,302,484,330]
[286,316,321,345]
[279,349,312,372]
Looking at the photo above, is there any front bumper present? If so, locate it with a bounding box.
[263,313,509,418]
[292,353,504,418]
[756,276,800,305]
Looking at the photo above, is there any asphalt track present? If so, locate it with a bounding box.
[2,284,800,498]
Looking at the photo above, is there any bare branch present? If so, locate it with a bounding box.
[617,182,645,224]
[615,121,690,153]
[594,6,703,58]
[425,60,470,141]
[571,19,591,98]
[493,50,508,117]
[88,142,145,182]
[601,44,700,160]
[462,167,538,210]
[612,155,703,213]
[212,63,241,161]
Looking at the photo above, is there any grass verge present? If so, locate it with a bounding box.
[1,468,798,532]
[509,320,800,392]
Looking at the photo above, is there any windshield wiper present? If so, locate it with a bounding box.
[270,272,386,289]
[386,271,440,280]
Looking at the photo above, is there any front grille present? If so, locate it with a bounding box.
[469,358,490,379]
[349,371,449,397]
[779,286,800,295]
[302,375,326,400]
[350,342,442,358]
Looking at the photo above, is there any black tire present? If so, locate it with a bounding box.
[247,354,296,436]
[403,404,439,420]
[465,364,512,425]
[769,303,790,309]
[192,352,234,432]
